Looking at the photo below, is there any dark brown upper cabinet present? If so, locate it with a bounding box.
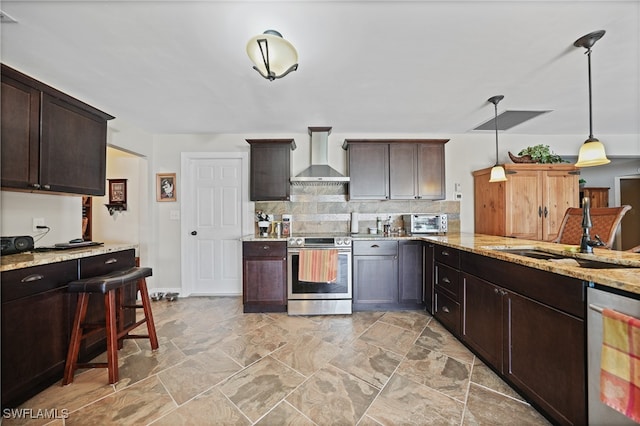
[247,139,296,201]
[344,139,448,200]
[1,64,114,196]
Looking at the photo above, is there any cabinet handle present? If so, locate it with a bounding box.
[263,246,270,250]
[371,244,380,248]
[42,184,51,190]
[538,206,542,217]
[441,250,449,256]
[30,183,41,189]
[21,274,44,282]
[544,206,548,218]
[442,306,450,313]
[105,258,118,264]
[494,288,499,294]
[442,277,451,284]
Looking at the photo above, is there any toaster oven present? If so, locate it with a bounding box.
[403,214,448,234]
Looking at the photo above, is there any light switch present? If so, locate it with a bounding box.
[170,210,180,220]
[454,183,461,192]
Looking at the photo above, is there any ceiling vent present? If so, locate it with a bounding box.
[473,110,551,131]
[290,127,350,186]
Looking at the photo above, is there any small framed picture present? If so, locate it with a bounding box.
[108,179,127,204]
[157,173,177,202]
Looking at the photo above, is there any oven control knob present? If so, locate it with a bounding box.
[336,239,343,245]
[344,238,351,246]
[295,238,304,246]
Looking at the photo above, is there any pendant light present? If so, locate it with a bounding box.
[574,30,610,167]
[246,30,298,81]
[488,95,507,182]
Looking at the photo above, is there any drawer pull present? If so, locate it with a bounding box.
[21,274,44,283]
[442,277,451,284]
[441,250,450,256]
[263,246,270,250]
[371,244,380,248]
[104,258,118,264]
[442,306,450,313]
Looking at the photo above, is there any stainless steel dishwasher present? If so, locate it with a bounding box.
[587,285,640,425]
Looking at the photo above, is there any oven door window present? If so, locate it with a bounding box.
[289,252,350,295]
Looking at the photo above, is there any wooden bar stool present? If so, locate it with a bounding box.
[62,267,159,385]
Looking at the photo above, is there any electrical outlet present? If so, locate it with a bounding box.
[33,217,45,231]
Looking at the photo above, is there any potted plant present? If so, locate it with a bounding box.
[509,144,567,164]
[579,178,586,188]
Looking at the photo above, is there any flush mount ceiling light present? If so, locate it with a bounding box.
[574,30,610,168]
[488,95,507,183]
[246,30,298,81]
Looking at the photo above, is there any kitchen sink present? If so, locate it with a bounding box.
[488,247,638,269]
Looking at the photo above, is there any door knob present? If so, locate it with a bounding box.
[191,231,197,235]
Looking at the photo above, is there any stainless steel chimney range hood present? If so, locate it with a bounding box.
[290,127,350,186]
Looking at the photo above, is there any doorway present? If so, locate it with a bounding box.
[614,175,640,250]
[181,152,250,296]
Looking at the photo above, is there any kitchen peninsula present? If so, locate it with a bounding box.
[1,244,138,408]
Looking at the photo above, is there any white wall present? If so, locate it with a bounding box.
[0,191,81,246]
[92,148,143,245]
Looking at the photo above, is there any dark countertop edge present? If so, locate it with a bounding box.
[1,243,138,272]
[420,233,640,296]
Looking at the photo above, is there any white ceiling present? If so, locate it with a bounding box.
[1,0,639,137]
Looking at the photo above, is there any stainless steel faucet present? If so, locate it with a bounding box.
[580,196,605,253]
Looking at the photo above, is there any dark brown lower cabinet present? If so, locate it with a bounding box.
[398,240,424,307]
[1,261,77,408]
[459,250,586,426]
[461,274,502,368]
[352,240,399,310]
[242,241,287,312]
[506,291,585,426]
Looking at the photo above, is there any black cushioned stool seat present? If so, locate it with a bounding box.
[63,266,159,385]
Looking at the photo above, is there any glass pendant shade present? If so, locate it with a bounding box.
[575,138,610,167]
[489,165,507,182]
[574,30,609,168]
[246,30,298,80]
[486,95,506,183]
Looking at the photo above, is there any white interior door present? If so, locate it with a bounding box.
[182,153,249,295]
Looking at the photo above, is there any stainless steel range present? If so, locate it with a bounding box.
[287,235,352,315]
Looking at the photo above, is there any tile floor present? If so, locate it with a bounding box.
[7,297,551,425]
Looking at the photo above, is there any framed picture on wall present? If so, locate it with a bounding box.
[108,179,127,204]
[156,173,177,202]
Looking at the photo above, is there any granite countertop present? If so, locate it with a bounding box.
[1,242,138,272]
[422,233,640,296]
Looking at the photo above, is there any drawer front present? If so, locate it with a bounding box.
[353,240,398,256]
[79,249,136,278]
[435,262,460,299]
[1,260,78,303]
[434,245,459,268]
[435,290,461,336]
[243,241,286,258]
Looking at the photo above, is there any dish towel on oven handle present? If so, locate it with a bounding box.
[600,307,640,423]
[298,249,338,283]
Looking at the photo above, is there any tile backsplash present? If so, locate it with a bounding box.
[255,185,459,235]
